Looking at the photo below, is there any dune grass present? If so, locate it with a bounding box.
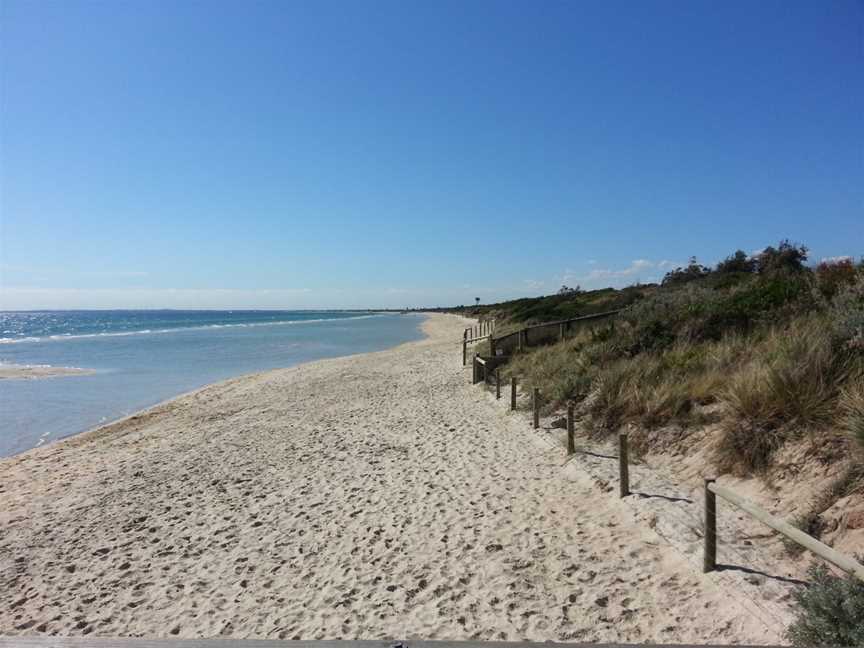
[485,244,864,480]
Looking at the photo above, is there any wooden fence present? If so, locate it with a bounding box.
[467,366,864,586]
[462,319,495,366]
[488,310,620,357]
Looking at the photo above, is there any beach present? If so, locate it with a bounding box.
[0,313,779,643]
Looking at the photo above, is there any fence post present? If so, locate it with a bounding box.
[704,478,717,573]
[510,376,517,410]
[518,329,524,352]
[533,387,540,429]
[462,337,467,366]
[567,403,575,455]
[618,433,630,497]
[559,322,565,342]
[489,336,496,356]
[495,369,501,400]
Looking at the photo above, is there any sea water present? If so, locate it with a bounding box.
[0,310,425,456]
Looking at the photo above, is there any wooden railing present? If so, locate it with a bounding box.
[703,480,864,580]
[469,374,864,586]
[488,310,620,356]
[462,319,495,366]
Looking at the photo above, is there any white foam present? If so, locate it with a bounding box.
[0,313,385,344]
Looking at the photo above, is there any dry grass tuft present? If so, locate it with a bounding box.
[840,376,864,451]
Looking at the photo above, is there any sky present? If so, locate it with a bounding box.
[1,0,862,310]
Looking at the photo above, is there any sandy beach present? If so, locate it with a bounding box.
[0,313,780,643]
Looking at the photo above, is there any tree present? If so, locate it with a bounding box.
[755,240,808,275]
[558,285,581,295]
[475,297,480,306]
[716,250,756,274]
[661,256,710,286]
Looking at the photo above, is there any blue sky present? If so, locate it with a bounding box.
[1,0,862,309]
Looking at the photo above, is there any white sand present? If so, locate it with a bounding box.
[0,314,780,643]
[0,364,95,380]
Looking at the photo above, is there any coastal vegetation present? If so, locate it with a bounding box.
[467,242,864,475]
[786,560,864,646]
[467,242,864,643]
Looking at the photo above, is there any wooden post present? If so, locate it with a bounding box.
[510,376,517,410]
[559,322,565,342]
[566,403,575,455]
[533,387,540,429]
[495,369,501,400]
[618,433,630,497]
[462,338,467,366]
[518,329,524,352]
[704,478,717,573]
[489,336,496,356]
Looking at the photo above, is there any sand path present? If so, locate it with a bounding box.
[0,314,779,643]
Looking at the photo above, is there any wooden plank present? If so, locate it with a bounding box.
[708,482,864,580]
[566,404,575,455]
[510,376,517,410]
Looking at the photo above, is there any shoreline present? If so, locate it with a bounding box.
[0,313,430,458]
[0,313,777,643]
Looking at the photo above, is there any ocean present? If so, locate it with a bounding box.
[0,310,425,456]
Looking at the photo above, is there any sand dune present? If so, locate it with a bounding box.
[0,314,779,643]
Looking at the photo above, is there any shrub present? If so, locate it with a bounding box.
[830,272,864,352]
[840,378,864,450]
[585,359,633,430]
[661,256,711,287]
[703,273,814,336]
[786,561,864,646]
[620,283,718,352]
[715,365,787,474]
[715,317,844,474]
[505,336,596,405]
[755,239,809,275]
[816,258,857,299]
[715,250,756,274]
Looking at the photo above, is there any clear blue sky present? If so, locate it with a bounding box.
[1,0,861,309]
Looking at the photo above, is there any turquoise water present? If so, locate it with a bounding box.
[0,310,425,456]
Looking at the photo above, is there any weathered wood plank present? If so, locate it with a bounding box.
[708,482,864,580]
